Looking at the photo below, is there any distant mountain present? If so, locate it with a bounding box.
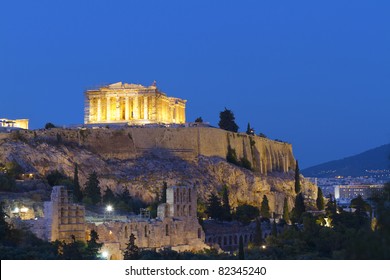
[302,144,390,178]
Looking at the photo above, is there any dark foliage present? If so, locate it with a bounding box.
[234,204,259,225]
[205,192,224,220]
[316,187,325,210]
[294,160,301,194]
[83,171,101,205]
[44,122,56,130]
[123,233,139,260]
[238,235,245,260]
[260,195,271,219]
[73,164,83,202]
[221,185,232,221]
[218,108,239,132]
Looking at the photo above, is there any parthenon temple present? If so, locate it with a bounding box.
[84,81,186,125]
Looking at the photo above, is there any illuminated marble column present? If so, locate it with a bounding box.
[151,96,156,121]
[96,97,102,122]
[89,98,94,122]
[143,96,148,120]
[125,96,130,120]
[180,106,186,123]
[133,96,139,119]
[115,97,120,121]
[106,96,111,121]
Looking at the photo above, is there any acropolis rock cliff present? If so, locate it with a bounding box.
[0,127,317,214]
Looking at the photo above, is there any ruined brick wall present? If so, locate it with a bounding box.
[87,186,206,260]
[45,186,86,242]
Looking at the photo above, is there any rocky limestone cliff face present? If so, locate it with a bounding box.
[0,128,318,214]
[12,127,295,174]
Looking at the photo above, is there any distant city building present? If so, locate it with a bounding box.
[334,184,384,201]
[84,82,186,125]
[0,118,29,130]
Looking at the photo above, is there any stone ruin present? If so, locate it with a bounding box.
[34,185,206,259]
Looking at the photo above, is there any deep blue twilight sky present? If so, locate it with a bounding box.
[1,0,390,168]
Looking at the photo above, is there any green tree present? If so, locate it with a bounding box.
[246,123,254,135]
[0,202,10,242]
[221,185,232,221]
[252,218,263,246]
[60,236,84,260]
[123,233,139,260]
[260,195,271,219]
[238,235,245,260]
[85,230,103,260]
[271,219,278,237]
[102,187,116,205]
[83,171,101,205]
[350,195,371,226]
[218,108,239,132]
[235,204,260,224]
[206,192,223,220]
[44,122,56,129]
[226,145,239,165]
[294,160,301,194]
[325,194,337,218]
[239,157,253,170]
[0,174,16,192]
[73,164,83,202]
[291,193,306,223]
[316,187,325,210]
[195,117,203,123]
[46,170,68,187]
[117,187,134,213]
[4,161,23,179]
[283,197,290,223]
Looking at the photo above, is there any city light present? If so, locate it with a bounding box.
[106,205,113,212]
[101,251,109,259]
[20,207,28,213]
[261,245,267,250]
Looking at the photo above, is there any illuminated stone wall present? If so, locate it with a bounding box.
[87,186,206,260]
[84,82,186,125]
[15,127,295,175]
[41,185,205,260]
[44,186,86,242]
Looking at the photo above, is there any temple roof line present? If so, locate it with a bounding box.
[105,81,157,90]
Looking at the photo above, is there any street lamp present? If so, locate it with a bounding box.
[105,205,114,220]
[101,251,109,259]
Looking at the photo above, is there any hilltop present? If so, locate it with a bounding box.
[302,144,390,178]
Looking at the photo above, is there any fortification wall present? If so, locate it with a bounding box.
[12,127,295,175]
